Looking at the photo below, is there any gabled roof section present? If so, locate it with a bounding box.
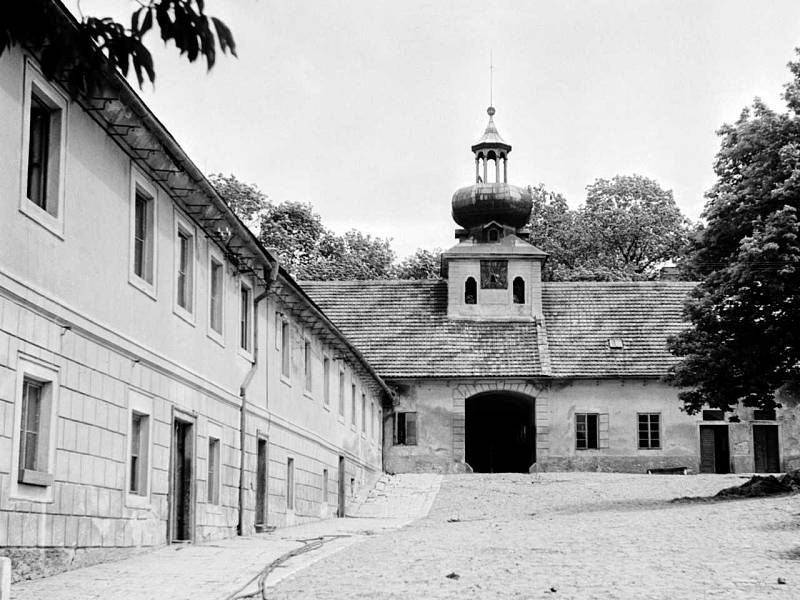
[301,279,696,380]
[542,281,695,378]
[299,280,542,379]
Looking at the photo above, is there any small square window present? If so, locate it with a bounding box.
[393,412,417,446]
[638,413,661,449]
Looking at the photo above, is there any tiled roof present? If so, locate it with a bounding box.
[542,282,695,378]
[300,280,696,379]
[299,280,541,378]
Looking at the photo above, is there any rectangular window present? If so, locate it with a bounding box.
[323,357,331,406]
[129,412,150,495]
[322,468,328,504]
[370,402,375,438]
[338,371,345,417]
[576,413,599,450]
[753,409,776,421]
[209,258,224,335]
[393,412,417,446]
[207,437,220,505]
[20,62,67,236]
[133,187,155,284]
[361,394,367,433]
[702,409,724,421]
[176,227,194,313]
[286,457,295,510]
[281,321,290,377]
[304,340,312,391]
[638,413,661,449]
[240,285,251,351]
[19,379,43,472]
[351,384,357,427]
[26,94,51,210]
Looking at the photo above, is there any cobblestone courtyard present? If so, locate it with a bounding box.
[268,473,799,599]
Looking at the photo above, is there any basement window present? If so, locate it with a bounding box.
[393,412,417,446]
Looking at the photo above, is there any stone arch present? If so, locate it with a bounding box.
[451,381,550,470]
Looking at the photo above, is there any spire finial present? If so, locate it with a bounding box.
[489,49,494,109]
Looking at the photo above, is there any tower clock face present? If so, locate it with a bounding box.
[480,259,508,289]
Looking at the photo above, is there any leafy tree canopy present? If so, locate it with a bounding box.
[528,176,693,281]
[395,248,443,280]
[1,0,236,98]
[667,53,800,413]
[212,174,396,280]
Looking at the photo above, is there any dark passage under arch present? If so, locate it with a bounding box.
[465,392,536,473]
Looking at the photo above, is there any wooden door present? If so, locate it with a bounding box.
[171,419,194,542]
[255,438,268,529]
[337,455,346,518]
[753,425,780,472]
[699,426,716,474]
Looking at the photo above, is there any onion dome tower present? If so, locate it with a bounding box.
[443,106,547,322]
[451,106,533,242]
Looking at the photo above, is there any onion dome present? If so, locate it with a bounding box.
[451,106,532,232]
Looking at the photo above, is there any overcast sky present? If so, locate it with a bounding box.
[71,1,800,258]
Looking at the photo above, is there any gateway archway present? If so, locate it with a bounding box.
[465,392,535,473]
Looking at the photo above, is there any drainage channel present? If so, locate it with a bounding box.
[226,535,352,600]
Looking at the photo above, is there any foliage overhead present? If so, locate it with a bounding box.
[528,177,693,281]
[211,174,397,280]
[395,248,443,280]
[667,54,800,413]
[0,0,236,98]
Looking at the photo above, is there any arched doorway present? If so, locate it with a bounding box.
[465,392,535,473]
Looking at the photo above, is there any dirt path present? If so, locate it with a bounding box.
[266,473,800,599]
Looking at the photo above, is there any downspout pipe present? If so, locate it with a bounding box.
[237,258,279,536]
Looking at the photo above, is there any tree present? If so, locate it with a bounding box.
[212,174,395,280]
[1,0,236,98]
[394,248,443,279]
[527,179,693,281]
[667,56,800,413]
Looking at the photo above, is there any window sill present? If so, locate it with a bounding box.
[18,468,54,487]
[207,329,225,349]
[323,402,331,412]
[173,305,196,327]
[125,491,152,509]
[129,275,158,301]
[280,375,292,387]
[238,347,254,362]
[303,390,314,400]
[19,201,65,240]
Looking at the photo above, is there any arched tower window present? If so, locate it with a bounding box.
[465,277,477,304]
[513,277,525,304]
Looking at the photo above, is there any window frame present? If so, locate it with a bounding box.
[128,168,158,298]
[19,58,68,239]
[575,413,599,450]
[207,247,226,345]
[286,457,295,511]
[393,411,417,446]
[303,338,313,394]
[125,389,153,508]
[173,212,197,323]
[338,368,346,420]
[512,276,525,304]
[351,384,357,429]
[322,355,331,409]
[239,280,254,358]
[280,319,291,381]
[10,355,59,502]
[638,412,661,450]
[361,393,367,434]
[464,277,477,305]
[207,421,223,506]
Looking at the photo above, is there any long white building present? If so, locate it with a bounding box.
[0,8,388,581]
